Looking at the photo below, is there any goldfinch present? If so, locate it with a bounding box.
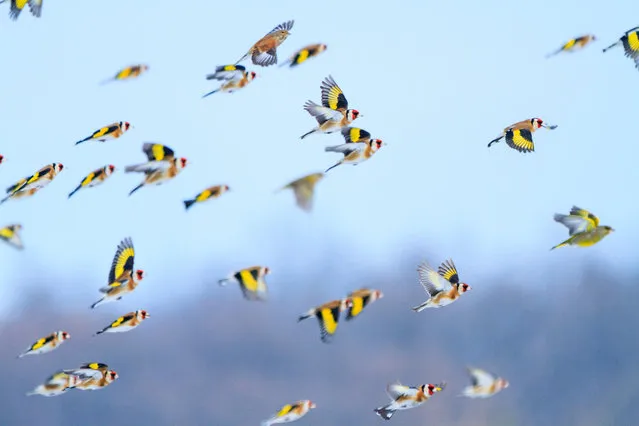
[184,184,230,210]
[261,400,316,426]
[300,75,361,139]
[279,43,327,68]
[412,259,471,312]
[278,172,324,212]
[460,367,509,398]
[65,363,119,391]
[1,163,64,205]
[124,143,188,196]
[75,122,132,145]
[3,0,39,21]
[26,371,83,397]
[202,66,256,98]
[0,224,23,249]
[17,330,70,358]
[298,298,353,343]
[236,20,294,67]
[101,64,149,84]
[546,34,596,58]
[374,381,445,420]
[551,206,614,250]
[218,266,270,301]
[68,165,116,199]
[487,118,557,153]
[94,310,150,336]
[324,138,385,173]
[345,288,384,321]
[90,237,145,309]
[603,27,639,71]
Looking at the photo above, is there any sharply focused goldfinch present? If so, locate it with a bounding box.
[551,206,614,250]
[412,259,471,312]
[202,65,257,98]
[17,330,70,358]
[94,310,150,336]
[75,122,132,145]
[26,371,83,397]
[124,143,188,196]
[261,400,316,426]
[100,64,149,84]
[374,381,445,420]
[0,224,23,249]
[64,363,119,391]
[460,367,509,398]
[298,298,353,343]
[603,27,639,71]
[300,75,361,139]
[236,20,294,67]
[1,163,64,205]
[68,165,116,199]
[218,266,270,301]
[345,288,384,321]
[279,43,327,68]
[324,138,385,173]
[487,118,557,153]
[183,184,230,210]
[278,172,324,212]
[90,237,145,309]
[546,34,596,58]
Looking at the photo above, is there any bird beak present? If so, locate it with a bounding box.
[358,113,364,118]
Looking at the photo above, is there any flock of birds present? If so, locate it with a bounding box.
[2,3,638,424]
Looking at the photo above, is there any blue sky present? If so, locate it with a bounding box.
[0,0,638,318]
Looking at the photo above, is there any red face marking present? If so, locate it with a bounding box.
[57,164,64,171]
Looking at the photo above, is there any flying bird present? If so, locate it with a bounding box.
[300,75,361,139]
[280,43,327,68]
[261,400,316,426]
[345,288,384,321]
[324,137,385,173]
[203,65,256,97]
[412,259,471,312]
[75,122,132,145]
[124,143,188,196]
[100,64,149,84]
[235,20,294,66]
[546,35,596,58]
[1,163,64,205]
[94,310,150,336]
[551,206,614,250]
[487,118,557,153]
[64,363,119,391]
[374,381,445,420]
[17,331,70,358]
[460,367,509,398]
[183,184,230,210]
[298,298,353,343]
[26,371,84,397]
[218,266,270,301]
[0,154,4,164]
[3,0,40,20]
[603,26,639,70]
[278,172,324,212]
[0,224,23,250]
[68,165,116,199]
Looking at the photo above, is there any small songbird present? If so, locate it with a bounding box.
[75,122,132,145]
[324,137,385,173]
[546,34,597,58]
[460,367,509,398]
[202,65,257,98]
[65,363,119,391]
[26,371,83,397]
[1,163,64,205]
[0,224,23,250]
[101,64,149,84]
[261,400,316,426]
[298,298,353,343]
[345,288,384,321]
[94,310,150,336]
[300,75,361,139]
[551,206,614,250]
[279,43,327,68]
[3,0,40,21]
[68,165,116,199]
[90,237,145,309]
[374,381,445,420]
[603,27,639,71]
[17,331,70,358]
[236,20,294,67]
[183,184,230,210]
[124,143,188,196]
[218,266,270,301]
[278,172,324,212]
[412,259,471,312]
[487,118,558,153]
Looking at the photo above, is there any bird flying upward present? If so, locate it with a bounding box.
[235,20,294,67]
[551,206,614,250]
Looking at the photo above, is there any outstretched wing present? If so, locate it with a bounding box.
[324,142,366,157]
[285,173,323,212]
[234,267,268,301]
[206,65,246,81]
[124,161,172,174]
[417,260,451,297]
[386,382,416,400]
[437,259,460,285]
[554,206,598,235]
[303,100,341,125]
[320,75,348,112]
[505,128,535,153]
[266,20,294,36]
[27,0,42,17]
[622,29,639,69]
[108,237,135,285]
[341,127,371,144]
[315,303,342,343]
[468,367,496,388]
[142,143,175,162]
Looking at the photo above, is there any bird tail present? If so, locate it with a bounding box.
[278,59,292,68]
[603,40,621,53]
[75,137,90,145]
[218,278,231,286]
[545,48,563,59]
[235,52,249,65]
[99,77,115,85]
[90,298,105,309]
[374,406,394,420]
[487,135,504,148]
[300,128,317,140]
[68,186,81,199]
[324,161,341,173]
[128,183,144,197]
[202,89,219,98]
[183,199,196,210]
[550,237,571,251]
[25,390,39,397]
[297,311,312,322]
[411,302,428,313]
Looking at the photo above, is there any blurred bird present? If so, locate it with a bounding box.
[261,400,316,426]
[2,0,39,20]
[64,364,119,391]
[94,310,150,336]
[298,298,353,343]
[551,206,614,250]
[603,26,639,70]
[460,367,509,398]
[279,43,327,68]
[546,34,596,58]
[412,259,471,312]
[235,20,294,67]
[26,371,83,397]
[300,75,361,139]
[124,143,188,196]
[17,331,70,358]
[278,172,324,212]
[324,138,385,173]
[374,382,445,420]
[0,224,23,250]
[75,122,132,145]
[345,288,384,321]
[487,118,557,153]
[202,66,256,98]
[183,184,230,210]
[1,163,64,205]
[90,237,145,309]
[68,165,116,199]
[100,64,149,84]
[0,154,4,164]
[219,266,270,301]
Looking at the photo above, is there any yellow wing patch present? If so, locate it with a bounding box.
[506,128,534,152]
[116,68,133,79]
[81,172,96,187]
[93,126,111,138]
[223,65,238,71]
[0,227,14,239]
[114,247,135,282]
[195,190,211,202]
[238,270,259,292]
[277,404,293,417]
[327,86,343,110]
[320,308,338,334]
[563,39,576,50]
[349,297,364,317]
[569,207,599,229]
[16,0,28,9]
[152,144,167,161]
[31,337,47,350]
[628,32,639,52]
[111,317,125,328]
[296,50,310,64]
[87,363,102,370]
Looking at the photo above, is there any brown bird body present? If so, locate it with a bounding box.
[298,298,353,343]
[236,20,294,67]
[487,118,557,153]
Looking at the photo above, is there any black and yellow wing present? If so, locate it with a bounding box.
[9,164,54,195]
[9,0,28,20]
[505,128,535,153]
[27,0,41,17]
[437,259,460,285]
[622,29,639,69]
[283,173,323,212]
[142,143,175,162]
[206,65,246,81]
[0,225,23,249]
[108,237,135,285]
[115,65,143,80]
[569,206,599,230]
[105,313,134,331]
[91,123,120,140]
[341,127,371,144]
[6,178,27,195]
[346,289,372,321]
[315,304,342,343]
[233,266,267,301]
[320,75,348,112]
